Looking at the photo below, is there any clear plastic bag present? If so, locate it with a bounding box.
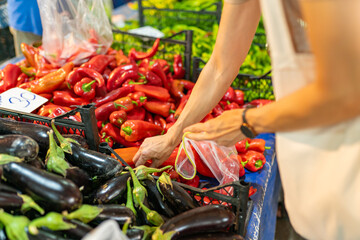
[175,133,240,186]
[37,0,113,66]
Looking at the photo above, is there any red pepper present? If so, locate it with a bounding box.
[145,112,154,124]
[38,103,63,117]
[115,50,130,66]
[20,43,37,68]
[240,150,266,172]
[93,85,134,107]
[174,93,190,119]
[109,110,127,127]
[235,138,251,153]
[160,147,179,167]
[170,80,185,99]
[38,93,53,101]
[181,175,200,188]
[248,138,270,153]
[234,90,244,105]
[144,101,175,118]
[193,146,215,178]
[102,67,112,82]
[248,186,257,197]
[20,66,36,77]
[128,91,147,107]
[120,120,163,142]
[212,104,224,117]
[222,87,235,102]
[53,90,89,107]
[101,122,142,147]
[100,135,114,148]
[172,54,185,79]
[144,70,162,86]
[179,80,195,90]
[34,52,55,77]
[126,107,146,121]
[81,55,115,74]
[154,115,166,129]
[48,107,81,122]
[150,61,169,90]
[134,85,170,102]
[128,38,160,61]
[237,155,245,177]
[66,67,105,88]
[139,59,150,71]
[106,64,138,91]
[224,102,240,111]
[73,77,96,100]
[166,113,175,123]
[154,59,170,74]
[200,113,214,123]
[16,73,30,87]
[0,64,22,93]
[248,99,274,107]
[95,96,135,121]
[165,122,174,132]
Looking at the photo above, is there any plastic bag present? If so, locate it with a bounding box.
[82,220,129,240]
[37,0,113,66]
[175,133,240,186]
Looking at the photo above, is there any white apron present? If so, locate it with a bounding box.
[259,0,360,239]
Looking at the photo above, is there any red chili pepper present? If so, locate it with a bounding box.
[34,52,55,77]
[240,150,266,172]
[248,138,270,153]
[235,138,251,153]
[0,64,22,93]
[53,90,90,107]
[100,135,114,148]
[154,59,170,74]
[97,120,105,130]
[234,90,244,105]
[212,104,224,117]
[139,58,150,71]
[237,155,246,177]
[20,43,37,68]
[66,67,105,88]
[38,104,63,117]
[38,93,53,101]
[166,113,175,123]
[134,85,170,102]
[145,112,154,124]
[120,120,163,142]
[165,122,174,132]
[222,87,235,102]
[144,101,175,118]
[192,146,214,178]
[200,113,214,123]
[170,79,185,99]
[154,115,166,129]
[16,73,30,87]
[109,110,127,127]
[115,50,130,66]
[102,67,112,82]
[100,123,124,145]
[144,70,162,86]
[173,54,185,79]
[19,66,36,77]
[73,77,96,100]
[224,102,240,110]
[81,55,115,74]
[128,91,147,107]
[181,175,200,188]
[179,80,195,90]
[95,96,135,121]
[128,38,160,61]
[106,63,138,91]
[248,186,257,197]
[48,107,81,122]
[174,93,190,119]
[150,61,169,90]
[126,107,146,121]
[93,85,134,107]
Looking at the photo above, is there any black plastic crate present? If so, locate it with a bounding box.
[137,0,222,32]
[0,104,99,151]
[112,29,193,80]
[192,57,274,102]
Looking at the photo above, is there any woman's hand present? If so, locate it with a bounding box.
[184,109,246,146]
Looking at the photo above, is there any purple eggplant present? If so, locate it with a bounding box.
[0,134,39,161]
[154,205,235,240]
[2,162,82,211]
[0,192,44,214]
[93,172,130,204]
[89,204,136,227]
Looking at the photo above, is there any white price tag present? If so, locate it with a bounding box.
[128,26,164,38]
[0,88,48,113]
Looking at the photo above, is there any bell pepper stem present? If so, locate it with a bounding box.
[126,179,137,216]
[122,126,133,136]
[0,210,30,240]
[0,154,23,165]
[139,96,147,102]
[46,130,70,177]
[255,160,263,168]
[114,102,128,110]
[132,100,139,106]
[65,204,103,224]
[19,194,45,215]
[169,109,176,114]
[82,80,96,93]
[245,140,250,150]
[29,212,75,235]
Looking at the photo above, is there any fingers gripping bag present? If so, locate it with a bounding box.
[37,0,113,66]
[175,132,240,190]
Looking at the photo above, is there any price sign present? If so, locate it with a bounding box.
[128,26,165,38]
[0,88,48,113]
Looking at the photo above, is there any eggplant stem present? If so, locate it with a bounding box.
[29,212,76,233]
[128,167,147,207]
[50,120,79,154]
[65,204,103,224]
[46,130,70,177]
[0,154,23,165]
[0,209,30,240]
[19,194,45,215]
[134,165,172,181]
[138,201,164,226]
[126,179,137,216]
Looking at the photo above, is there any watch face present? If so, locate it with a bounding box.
[241,124,255,139]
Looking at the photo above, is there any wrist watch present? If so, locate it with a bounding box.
[240,107,258,138]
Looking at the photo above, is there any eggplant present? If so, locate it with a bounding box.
[126,228,144,240]
[158,174,199,214]
[26,157,45,169]
[178,232,245,240]
[88,204,136,227]
[0,135,39,161]
[60,219,93,239]
[62,134,89,149]
[65,167,91,190]
[0,182,20,194]
[155,205,235,240]
[93,172,130,204]
[0,192,45,214]
[0,118,51,157]
[65,142,122,181]
[2,162,82,211]
[27,229,70,240]
[143,178,176,218]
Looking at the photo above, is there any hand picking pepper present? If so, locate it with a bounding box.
[106,63,138,91]
[144,101,175,118]
[128,91,147,107]
[73,77,96,100]
[109,110,127,127]
[120,120,163,142]
[134,85,170,102]
[81,55,115,74]
[93,85,134,107]
[240,150,266,172]
[53,90,89,107]
[66,67,104,88]
[127,107,146,121]
[95,96,135,121]
[128,38,160,61]
[172,54,186,79]
[0,64,22,93]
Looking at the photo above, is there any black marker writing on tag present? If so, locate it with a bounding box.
[9,92,36,108]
